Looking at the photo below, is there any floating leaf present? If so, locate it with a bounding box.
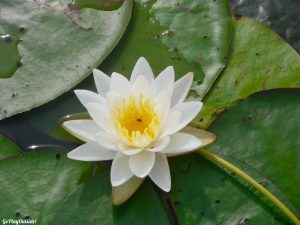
[0,134,21,160]
[213,153,300,219]
[194,17,300,129]
[1,3,299,224]
[208,89,300,211]
[99,2,205,81]
[0,34,21,78]
[113,181,171,225]
[51,170,114,225]
[168,154,292,224]
[0,150,92,224]
[0,0,232,143]
[0,0,132,120]
[52,173,171,225]
[230,0,300,52]
[150,0,232,98]
[99,0,232,91]
[73,0,125,11]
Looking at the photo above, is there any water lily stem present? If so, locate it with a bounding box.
[198,149,300,225]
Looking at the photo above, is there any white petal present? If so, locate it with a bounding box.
[171,72,193,108]
[117,143,143,155]
[63,120,102,142]
[145,136,170,152]
[130,57,154,83]
[161,132,202,156]
[155,90,172,124]
[112,176,144,206]
[131,75,151,98]
[85,103,111,133]
[159,110,181,138]
[149,153,171,192]
[152,66,174,97]
[170,101,203,135]
[131,134,153,149]
[93,69,110,96]
[67,142,116,161]
[129,151,155,178]
[74,90,105,107]
[181,126,216,149]
[106,91,123,111]
[111,152,133,186]
[105,91,124,127]
[94,131,119,151]
[110,72,131,96]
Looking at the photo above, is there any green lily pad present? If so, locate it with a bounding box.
[0,0,232,143]
[208,89,300,211]
[168,154,292,224]
[113,181,171,225]
[150,0,232,98]
[1,1,300,224]
[51,169,113,225]
[230,0,300,52]
[194,17,300,129]
[99,2,205,81]
[73,0,125,11]
[0,34,21,78]
[213,153,300,218]
[0,0,132,120]
[0,134,21,160]
[99,0,232,92]
[52,169,171,225]
[0,150,92,224]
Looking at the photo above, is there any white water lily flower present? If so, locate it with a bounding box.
[63,57,215,204]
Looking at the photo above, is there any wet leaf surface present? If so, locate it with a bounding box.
[150,0,232,97]
[0,134,21,160]
[230,0,300,52]
[0,34,21,78]
[0,0,232,144]
[194,17,300,129]
[52,170,171,225]
[168,154,292,224]
[0,1,299,224]
[0,0,132,120]
[73,0,125,11]
[0,150,92,224]
[208,89,300,211]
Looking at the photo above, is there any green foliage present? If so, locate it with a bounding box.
[0,0,132,120]
[51,168,171,225]
[208,89,300,212]
[99,3,205,81]
[0,34,21,78]
[73,0,125,11]
[194,17,300,129]
[0,151,92,224]
[5,0,233,141]
[169,154,292,224]
[52,173,114,225]
[0,0,300,224]
[0,134,21,160]
[230,0,300,52]
[150,0,232,97]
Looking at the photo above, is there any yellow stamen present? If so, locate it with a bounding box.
[113,94,160,147]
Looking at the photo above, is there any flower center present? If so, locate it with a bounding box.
[113,94,160,147]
